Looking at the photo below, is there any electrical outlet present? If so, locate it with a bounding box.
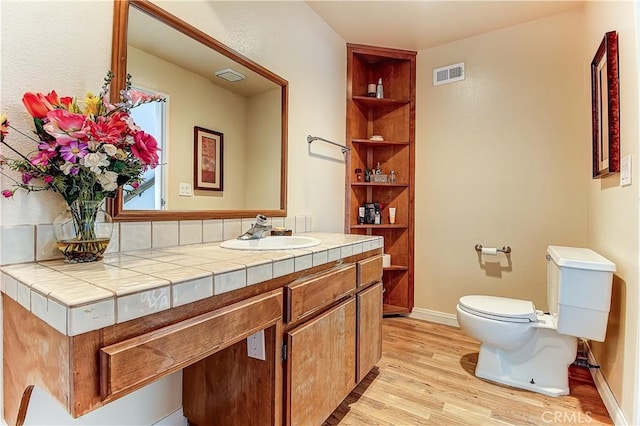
[247,330,266,360]
[620,155,631,187]
[179,183,192,196]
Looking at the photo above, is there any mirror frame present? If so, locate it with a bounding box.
[108,0,288,221]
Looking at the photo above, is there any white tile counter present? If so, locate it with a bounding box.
[0,233,383,336]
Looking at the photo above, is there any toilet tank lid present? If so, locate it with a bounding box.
[547,246,616,272]
[459,295,537,321]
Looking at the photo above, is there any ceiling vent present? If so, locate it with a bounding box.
[215,68,245,82]
[433,62,465,86]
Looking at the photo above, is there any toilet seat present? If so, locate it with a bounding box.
[459,295,537,323]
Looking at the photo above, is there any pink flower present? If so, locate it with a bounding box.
[38,139,58,154]
[125,90,164,107]
[86,113,127,145]
[43,109,88,145]
[1,72,165,201]
[21,173,34,184]
[130,181,140,190]
[131,131,160,167]
[30,149,57,166]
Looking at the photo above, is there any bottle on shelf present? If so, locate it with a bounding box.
[367,83,376,97]
[389,207,396,224]
[389,170,396,183]
[376,78,384,99]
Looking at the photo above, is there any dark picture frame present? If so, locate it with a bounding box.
[591,31,620,178]
[194,126,223,191]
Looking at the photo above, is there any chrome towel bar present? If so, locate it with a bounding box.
[307,135,350,154]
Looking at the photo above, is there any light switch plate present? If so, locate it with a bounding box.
[620,155,631,187]
[179,183,192,196]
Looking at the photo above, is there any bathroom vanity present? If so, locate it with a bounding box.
[1,233,383,425]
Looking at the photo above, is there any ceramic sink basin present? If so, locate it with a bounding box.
[219,235,321,251]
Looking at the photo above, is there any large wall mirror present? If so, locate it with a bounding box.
[109,0,288,221]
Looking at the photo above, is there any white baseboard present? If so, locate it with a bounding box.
[409,308,626,424]
[152,409,187,426]
[584,341,628,426]
[409,307,459,327]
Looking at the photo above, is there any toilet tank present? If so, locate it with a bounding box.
[546,245,616,342]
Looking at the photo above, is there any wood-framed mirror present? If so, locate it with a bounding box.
[109,0,288,221]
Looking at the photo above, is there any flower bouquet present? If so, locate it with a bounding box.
[1,72,164,262]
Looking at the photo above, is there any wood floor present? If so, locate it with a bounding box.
[325,317,612,425]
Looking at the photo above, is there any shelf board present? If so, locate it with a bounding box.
[352,139,410,147]
[350,224,408,229]
[352,95,410,107]
[351,182,408,187]
[383,265,409,272]
[383,303,410,316]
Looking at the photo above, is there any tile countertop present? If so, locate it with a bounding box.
[0,233,383,337]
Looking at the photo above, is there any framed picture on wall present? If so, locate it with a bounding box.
[194,126,224,191]
[591,31,620,178]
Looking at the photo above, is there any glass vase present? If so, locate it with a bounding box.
[53,199,113,263]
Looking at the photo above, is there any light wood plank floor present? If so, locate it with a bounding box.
[325,317,612,425]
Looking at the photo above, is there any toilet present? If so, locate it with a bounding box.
[456,245,616,397]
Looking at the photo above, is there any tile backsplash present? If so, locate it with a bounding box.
[0,215,314,266]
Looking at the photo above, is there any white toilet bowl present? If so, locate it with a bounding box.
[456,297,577,397]
[455,245,616,397]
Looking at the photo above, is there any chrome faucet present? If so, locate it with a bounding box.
[238,214,272,240]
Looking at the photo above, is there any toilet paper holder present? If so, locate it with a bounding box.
[475,244,512,254]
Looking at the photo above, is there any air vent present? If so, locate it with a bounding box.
[215,68,245,82]
[433,62,465,86]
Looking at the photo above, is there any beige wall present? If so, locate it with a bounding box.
[0,0,345,423]
[416,3,639,422]
[245,88,282,210]
[157,0,348,232]
[584,1,639,423]
[415,9,588,314]
[128,46,249,210]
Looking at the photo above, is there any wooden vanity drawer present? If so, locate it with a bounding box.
[357,255,383,288]
[99,289,283,399]
[285,264,356,324]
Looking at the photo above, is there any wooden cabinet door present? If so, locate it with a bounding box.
[285,298,356,426]
[356,282,383,383]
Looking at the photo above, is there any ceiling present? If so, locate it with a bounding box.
[128,5,279,97]
[306,1,585,51]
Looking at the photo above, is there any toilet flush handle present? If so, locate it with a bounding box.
[545,254,552,261]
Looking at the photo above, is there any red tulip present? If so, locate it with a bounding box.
[44,91,60,107]
[22,92,54,118]
[59,97,74,109]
